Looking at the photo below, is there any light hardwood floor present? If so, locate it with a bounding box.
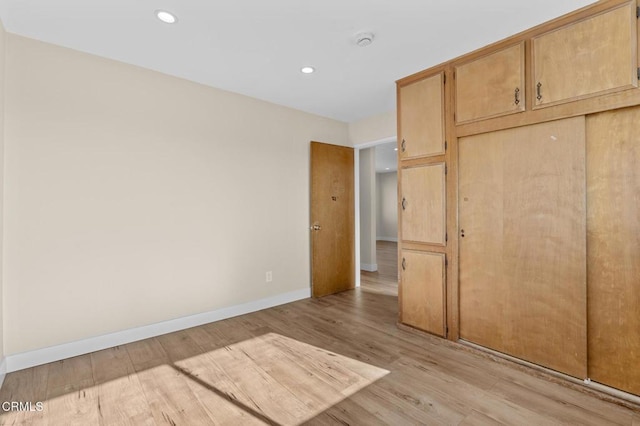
[1,242,639,424]
[360,241,398,296]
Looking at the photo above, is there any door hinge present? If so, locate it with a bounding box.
[444,140,447,151]
[445,232,448,242]
[445,164,448,175]
[637,67,640,80]
[446,326,449,336]
[636,6,639,18]
[445,257,448,267]
[443,74,446,84]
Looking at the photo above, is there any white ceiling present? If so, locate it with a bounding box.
[0,0,595,123]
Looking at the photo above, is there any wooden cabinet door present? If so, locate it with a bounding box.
[587,107,640,396]
[532,2,638,108]
[455,42,525,123]
[400,163,446,245]
[400,250,445,336]
[459,117,587,378]
[398,73,445,159]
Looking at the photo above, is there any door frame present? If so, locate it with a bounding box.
[353,136,397,288]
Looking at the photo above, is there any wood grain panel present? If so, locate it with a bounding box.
[400,250,445,336]
[587,106,640,396]
[456,84,640,138]
[399,73,445,159]
[532,2,638,108]
[459,117,587,378]
[401,163,446,245]
[456,42,525,123]
[310,141,355,297]
[459,133,505,348]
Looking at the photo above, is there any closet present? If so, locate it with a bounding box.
[396,0,640,398]
[459,117,587,378]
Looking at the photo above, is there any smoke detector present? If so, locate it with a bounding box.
[355,32,374,47]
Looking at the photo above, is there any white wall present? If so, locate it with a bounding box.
[376,172,397,241]
[3,34,349,355]
[359,148,376,271]
[348,110,396,146]
[0,19,6,363]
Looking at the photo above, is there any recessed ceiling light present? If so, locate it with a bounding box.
[301,66,315,74]
[156,10,177,24]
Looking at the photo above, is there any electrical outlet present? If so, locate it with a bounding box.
[266,271,273,282]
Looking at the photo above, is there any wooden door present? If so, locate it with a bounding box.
[532,2,638,108]
[398,73,445,159]
[455,42,525,123]
[586,107,640,396]
[400,250,445,336]
[459,117,587,378]
[400,163,446,245]
[310,142,355,298]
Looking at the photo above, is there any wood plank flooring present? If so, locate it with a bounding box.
[1,240,638,424]
[360,241,398,296]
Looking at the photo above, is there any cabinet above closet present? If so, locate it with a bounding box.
[532,1,638,108]
[449,0,640,130]
[455,42,525,124]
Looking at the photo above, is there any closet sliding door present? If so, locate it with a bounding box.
[587,107,640,395]
[458,117,587,378]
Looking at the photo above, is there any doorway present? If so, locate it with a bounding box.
[355,138,398,296]
[310,141,355,298]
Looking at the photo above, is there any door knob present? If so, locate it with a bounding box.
[311,224,322,231]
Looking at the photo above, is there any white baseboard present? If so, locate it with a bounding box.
[376,237,398,242]
[5,288,311,373]
[0,357,6,389]
[361,263,378,272]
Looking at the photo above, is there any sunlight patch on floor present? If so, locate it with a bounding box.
[173,332,390,425]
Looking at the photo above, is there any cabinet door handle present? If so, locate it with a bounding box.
[514,87,520,105]
[402,197,407,210]
[536,82,542,101]
[401,139,406,152]
[402,257,406,271]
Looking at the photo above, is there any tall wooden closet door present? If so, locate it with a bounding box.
[587,107,640,396]
[459,117,587,378]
